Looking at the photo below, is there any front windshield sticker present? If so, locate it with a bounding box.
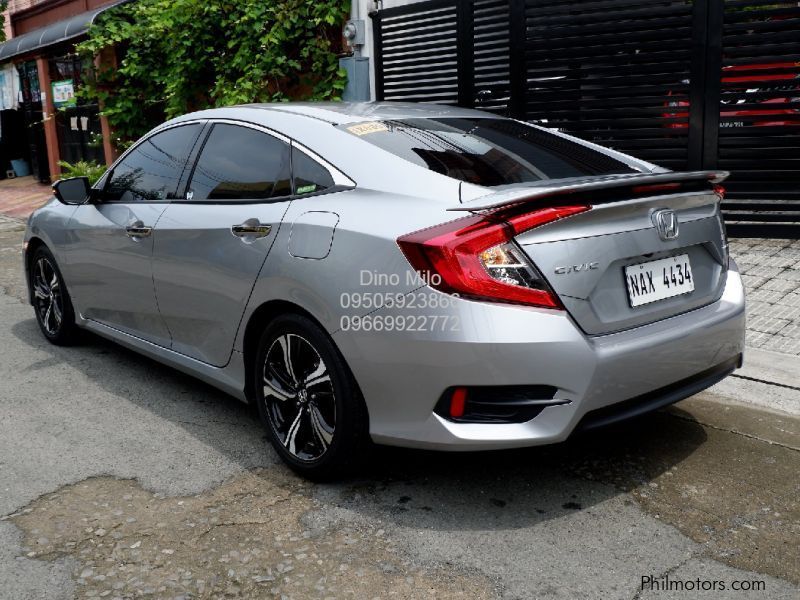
[346,122,389,136]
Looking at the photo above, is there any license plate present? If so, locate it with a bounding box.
[625,254,694,307]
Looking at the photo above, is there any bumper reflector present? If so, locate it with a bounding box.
[436,385,567,424]
[449,387,468,418]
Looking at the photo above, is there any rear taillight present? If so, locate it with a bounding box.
[713,185,730,268]
[397,205,589,308]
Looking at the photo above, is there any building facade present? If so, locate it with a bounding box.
[0,0,122,183]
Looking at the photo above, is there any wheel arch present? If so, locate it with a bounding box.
[241,300,368,424]
[24,237,49,304]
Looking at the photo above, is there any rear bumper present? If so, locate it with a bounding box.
[575,354,740,432]
[333,264,746,450]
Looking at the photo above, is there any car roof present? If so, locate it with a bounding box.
[158,101,661,199]
[218,101,504,125]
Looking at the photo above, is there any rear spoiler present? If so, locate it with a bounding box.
[448,170,729,212]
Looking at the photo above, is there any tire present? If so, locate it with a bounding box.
[254,313,369,480]
[29,246,79,345]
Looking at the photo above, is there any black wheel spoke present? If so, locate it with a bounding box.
[303,360,330,389]
[52,297,63,325]
[33,257,63,336]
[277,335,299,385]
[283,408,305,455]
[263,374,296,402]
[37,259,47,287]
[33,283,48,300]
[309,403,334,449]
[44,304,53,331]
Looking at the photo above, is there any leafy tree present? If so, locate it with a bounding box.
[78,0,349,149]
[0,2,7,43]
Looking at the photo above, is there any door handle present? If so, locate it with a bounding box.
[231,222,272,239]
[125,225,152,238]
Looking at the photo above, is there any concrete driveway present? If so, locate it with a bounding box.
[0,217,797,599]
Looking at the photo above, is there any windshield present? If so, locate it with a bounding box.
[339,117,637,186]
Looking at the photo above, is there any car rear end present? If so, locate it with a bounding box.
[329,113,745,450]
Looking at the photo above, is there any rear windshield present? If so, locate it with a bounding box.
[339,117,637,186]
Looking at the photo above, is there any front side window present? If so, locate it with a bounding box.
[104,124,202,202]
[338,118,637,186]
[188,124,291,201]
[292,147,335,195]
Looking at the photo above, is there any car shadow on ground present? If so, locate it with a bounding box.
[313,408,706,531]
[12,316,708,531]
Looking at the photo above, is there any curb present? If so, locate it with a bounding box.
[740,347,800,390]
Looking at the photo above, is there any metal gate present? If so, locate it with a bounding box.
[371,0,800,237]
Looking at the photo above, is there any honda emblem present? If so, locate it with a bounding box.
[652,209,679,241]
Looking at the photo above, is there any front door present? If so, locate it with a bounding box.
[152,122,294,366]
[64,123,204,346]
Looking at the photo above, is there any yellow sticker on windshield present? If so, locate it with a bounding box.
[347,122,389,136]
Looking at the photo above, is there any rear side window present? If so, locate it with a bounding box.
[292,147,334,195]
[338,118,636,186]
[188,124,291,201]
[104,123,202,202]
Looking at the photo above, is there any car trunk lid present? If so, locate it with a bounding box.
[454,171,730,336]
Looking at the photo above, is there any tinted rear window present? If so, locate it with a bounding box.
[339,118,636,186]
[292,147,334,195]
[188,124,291,201]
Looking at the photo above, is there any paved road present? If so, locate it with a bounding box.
[0,219,798,599]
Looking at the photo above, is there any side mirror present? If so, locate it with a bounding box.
[52,176,92,205]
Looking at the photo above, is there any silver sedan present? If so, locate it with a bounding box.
[24,102,745,478]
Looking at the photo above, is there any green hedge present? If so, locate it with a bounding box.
[78,0,349,149]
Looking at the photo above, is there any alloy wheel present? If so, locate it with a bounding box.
[263,333,336,461]
[32,257,64,336]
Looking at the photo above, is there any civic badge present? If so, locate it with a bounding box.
[652,209,679,241]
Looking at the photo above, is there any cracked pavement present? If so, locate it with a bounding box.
[0,219,798,599]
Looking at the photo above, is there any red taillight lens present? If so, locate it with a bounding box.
[397,205,589,308]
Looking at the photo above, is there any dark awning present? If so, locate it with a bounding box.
[0,0,130,62]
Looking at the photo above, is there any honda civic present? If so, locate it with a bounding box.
[23,102,745,478]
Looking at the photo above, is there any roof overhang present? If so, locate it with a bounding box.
[0,0,130,62]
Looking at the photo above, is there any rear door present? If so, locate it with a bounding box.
[151,122,294,366]
[66,122,204,346]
